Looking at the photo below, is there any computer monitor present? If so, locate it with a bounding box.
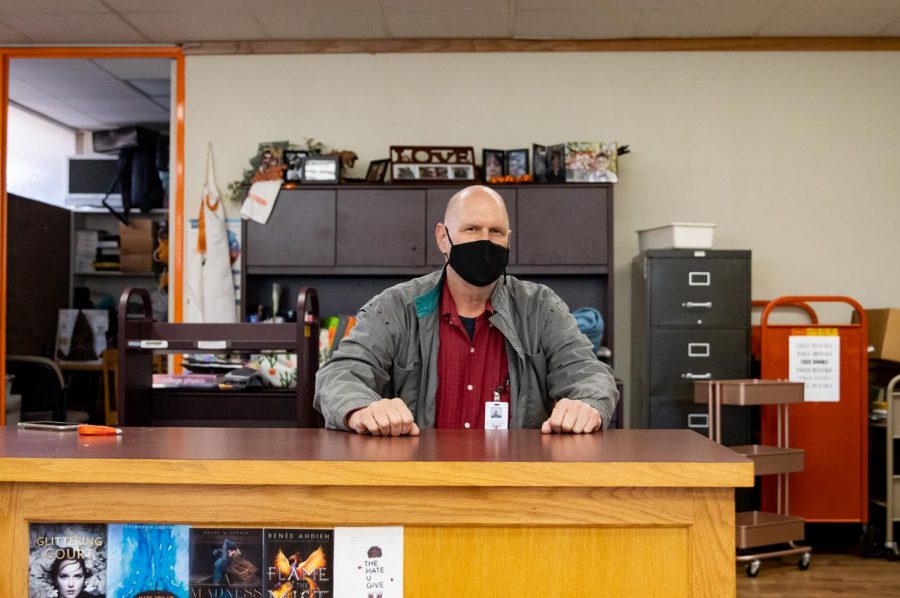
[65,155,122,209]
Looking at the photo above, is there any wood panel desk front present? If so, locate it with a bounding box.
[0,428,752,597]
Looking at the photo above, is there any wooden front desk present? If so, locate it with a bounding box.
[0,428,752,597]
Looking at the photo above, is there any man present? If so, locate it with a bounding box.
[314,185,618,436]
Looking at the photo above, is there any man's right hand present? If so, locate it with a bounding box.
[347,398,420,436]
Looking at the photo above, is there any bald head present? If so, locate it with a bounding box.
[436,185,511,258]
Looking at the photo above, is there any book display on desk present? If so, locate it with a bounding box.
[189,528,262,598]
[264,528,333,598]
[334,527,403,598]
[107,523,189,598]
[29,523,107,598]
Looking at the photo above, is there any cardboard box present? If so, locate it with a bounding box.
[120,253,153,272]
[864,308,900,362]
[118,219,156,255]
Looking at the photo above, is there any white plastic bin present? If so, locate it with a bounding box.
[637,223,716,252]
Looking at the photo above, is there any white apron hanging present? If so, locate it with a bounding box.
[187,144,237,323]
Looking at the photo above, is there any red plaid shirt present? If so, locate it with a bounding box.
[435,282,510,429]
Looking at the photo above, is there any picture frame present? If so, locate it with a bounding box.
[283,150,308,183]
[532,144,547,182]
[565,141,619,183]
[301,156,340,184]
[482,149,505,181]
[365,159,390,183]
[450,164,475,180]
[392,163,417,181]
[506,149,529,178]
[545,143,566,183]
[250,142,289,184]
[417,165,451,181]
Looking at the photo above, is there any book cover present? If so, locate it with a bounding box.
[190,528,263,598]
[263,528,333,598]
[29,523,107,598]
[107,523,189,598]
[333,527,403,598]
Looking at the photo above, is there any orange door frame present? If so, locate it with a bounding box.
[0,46,185,424]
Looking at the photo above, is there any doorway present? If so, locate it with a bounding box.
[0,47,184,424]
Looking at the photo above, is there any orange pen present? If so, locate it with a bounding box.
[78,425,123,436]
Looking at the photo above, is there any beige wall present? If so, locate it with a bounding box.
[185,52,900,424]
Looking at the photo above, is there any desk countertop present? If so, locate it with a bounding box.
[0,427,753,488]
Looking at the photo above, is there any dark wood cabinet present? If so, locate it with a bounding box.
[336,189,426,266]
[241,183,615,359]
[246,189,335,267]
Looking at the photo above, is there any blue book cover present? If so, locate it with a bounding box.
[28,523,107,598]
[107,523,190,598]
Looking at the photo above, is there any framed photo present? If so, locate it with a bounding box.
[545,143,566,183]
[366,159,390,183]
[392,163,417,181]
[482,149,505,181]
[418,165,450,181]
[301,156,340,183]
[450,164,475,180]
[565,141,619,183]
[532,144,547,182]
[250,142,288,184]
[506,149,529,178]
[283,150,308,183]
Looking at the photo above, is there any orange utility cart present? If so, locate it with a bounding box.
[758,296,868,523]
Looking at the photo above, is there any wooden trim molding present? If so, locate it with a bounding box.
[182,36,900,55]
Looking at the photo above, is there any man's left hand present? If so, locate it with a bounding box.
[541,398,602,434]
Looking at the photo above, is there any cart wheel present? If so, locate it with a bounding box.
[745,560,761,577]
[798,553,811,570]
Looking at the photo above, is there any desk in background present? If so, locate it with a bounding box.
[0,428,752,597]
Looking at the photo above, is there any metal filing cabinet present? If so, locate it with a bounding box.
[631,249,752,444]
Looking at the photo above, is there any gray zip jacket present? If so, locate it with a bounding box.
[314,270,619,430]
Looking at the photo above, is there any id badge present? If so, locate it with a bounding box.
[484,401,509,430]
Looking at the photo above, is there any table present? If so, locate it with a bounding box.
[0,428,752,597]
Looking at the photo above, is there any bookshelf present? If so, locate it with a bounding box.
[117,287,321,427]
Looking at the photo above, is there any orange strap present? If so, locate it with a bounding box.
[196,192,220,254]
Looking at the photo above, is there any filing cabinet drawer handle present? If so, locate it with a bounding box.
[687,413,709,429]
[681,372,712,380]
[688,342,710,357]
[689,271,711,286]
[682,301,713,309]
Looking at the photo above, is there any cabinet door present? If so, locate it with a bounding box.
[246,190,335,266]
[649,257,749,327]
[425,187,517,267]
[516,187,609,266]
[336,189,426,266]
[648,328,749,397]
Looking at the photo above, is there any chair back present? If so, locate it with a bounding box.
[6,355,67,421]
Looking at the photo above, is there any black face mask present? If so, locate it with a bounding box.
[443,228,509,287]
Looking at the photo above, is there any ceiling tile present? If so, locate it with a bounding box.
[382,0,507,9]
[151,96,171,110]
[106,0,246,11]
[25,77,135,99]
[10,59,111,80]
[514,10,643,39]
[385,8,508,37]
[0,0,107,14]
[8,79,50,101]
[246,0,386,38]
[93,58,172,79]
[122,10,265,42]
[100,111,170,125]
[760,0,900,36]
[635,5,782,37]
[517,0,649,10]
[128,78,171,96]
[63,95,164,114]
[0,19,29,42]
[2,13,146,43]
[881,15,900,35]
